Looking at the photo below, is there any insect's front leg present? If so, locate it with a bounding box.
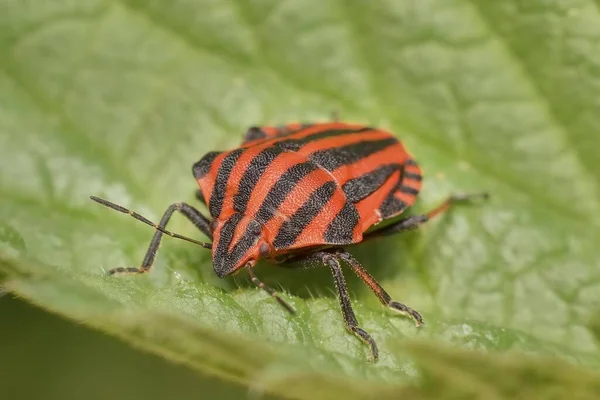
[90,197,212,275]
[245,264,296,315]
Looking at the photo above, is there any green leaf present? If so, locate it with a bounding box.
[397,341,600,400]
[2,0,600,398]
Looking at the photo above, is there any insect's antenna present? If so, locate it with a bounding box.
[90,196,212,249]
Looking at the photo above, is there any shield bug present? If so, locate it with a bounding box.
[91,122,487,361]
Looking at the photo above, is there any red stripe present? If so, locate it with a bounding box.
[197,151,228,208]
[294,187,360,246]
[243,152,306,217]
[298,130,385,155]
[331,142,404,183]
[356,170,401,230]
[263,169,333,247]
[229,217,251,252]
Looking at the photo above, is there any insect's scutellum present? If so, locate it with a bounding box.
[92,121,488,362]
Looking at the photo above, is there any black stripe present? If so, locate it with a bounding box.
[310,138,397,172]
[234,146,286,214]
[342,164,399,203]
[405,159,418,166]
[404,172,422,181]
[226,220,262,270]
[255,161,318,223]
[288,125,370,139]
[398,185,420,196]
[192,151,221,179]
[378,166,406,219]
[213,213,243,273]
[209,148,243,218]
[243,127,267,143]
[275,127,372,151]
[379,195,407,219]
[273,181,337,249]
[243,123,314,145]
[324,201,359,243]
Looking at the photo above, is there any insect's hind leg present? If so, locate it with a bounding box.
[90,197,212,275]
[336,250,423,326]
[293,251,379,362]
[366,192,489,240]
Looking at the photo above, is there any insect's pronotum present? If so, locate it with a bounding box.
[91,122,487,361]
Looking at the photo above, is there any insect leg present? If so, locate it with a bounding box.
[292,251,378,361]
[90,197,212,275]
[245,265,296,315]
[365,192,489,240]
[336,249,423,326]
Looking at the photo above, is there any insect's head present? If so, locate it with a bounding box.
[210,213,270,278]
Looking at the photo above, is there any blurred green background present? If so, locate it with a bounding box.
[0,295,261,400]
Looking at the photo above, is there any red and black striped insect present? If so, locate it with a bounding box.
[91,121,487,361]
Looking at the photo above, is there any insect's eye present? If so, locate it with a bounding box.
[259,243,270,257]
[209,220,218,232]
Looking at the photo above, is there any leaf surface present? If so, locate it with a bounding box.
[1,0,600,398]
